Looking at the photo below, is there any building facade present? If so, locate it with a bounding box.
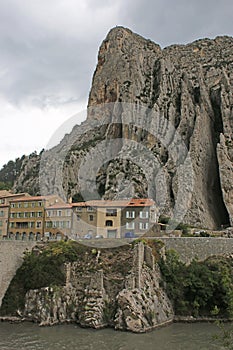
[0,191,28,239]
[8,195,64,240]
[1,194,158,240]
[71,202,97,238]
[45,203,73,240]
[71,199,157,239]
[121,198,157,237]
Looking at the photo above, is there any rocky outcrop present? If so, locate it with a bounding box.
[23,242,174,332]
[12,27,233,229]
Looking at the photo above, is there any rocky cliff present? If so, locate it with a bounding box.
[1,241,174,333]
[12,27,233,229]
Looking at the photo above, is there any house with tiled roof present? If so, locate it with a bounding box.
[8,195,64,241]
[0,190,28,239]
[45,202,73,240]
[71,198,158,238]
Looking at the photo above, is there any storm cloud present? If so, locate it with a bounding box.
[0,0,232,166]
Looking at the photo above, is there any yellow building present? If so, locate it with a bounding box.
[0,190,28,239]
[71,202,97,238]
[71,200,122,238]
[8,195,63,241]
[95,201,122,238]
[71,199,157,239]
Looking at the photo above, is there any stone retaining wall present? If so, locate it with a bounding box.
[159,237,233,263]
[0,238,233,308]
[0,241,36,307]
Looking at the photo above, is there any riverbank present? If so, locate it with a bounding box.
[174,316,233,323]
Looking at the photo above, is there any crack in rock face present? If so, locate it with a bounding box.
[12,27,233,230]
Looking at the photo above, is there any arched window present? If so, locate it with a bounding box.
[22,232,27,241]
[105,220,113,227]
[29,232,34,241]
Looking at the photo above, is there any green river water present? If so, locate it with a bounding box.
[0,322,226,350]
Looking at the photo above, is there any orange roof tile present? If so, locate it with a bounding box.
[72,198,155,208]
[46,203,72,209]
[9,195,61,202]
[0,190,11,197]
[0,191,28,199]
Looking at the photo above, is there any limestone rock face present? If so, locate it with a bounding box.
[13,27,233,229]
[114,243,173,332]
[23,243,174,332]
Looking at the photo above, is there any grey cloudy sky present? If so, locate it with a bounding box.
[0,0,232,167]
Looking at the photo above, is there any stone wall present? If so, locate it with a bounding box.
[160,237,233,263]
[1,238,233,311]
[0,241,36,307]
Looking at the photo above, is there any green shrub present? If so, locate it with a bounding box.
[159,251,233,318]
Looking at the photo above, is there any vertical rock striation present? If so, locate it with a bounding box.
[13,27,233,229]
[23,242,174,332]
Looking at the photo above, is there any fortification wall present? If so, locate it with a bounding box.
[0,241,36,307]
[1,238,233,308]
[160,237,233,263]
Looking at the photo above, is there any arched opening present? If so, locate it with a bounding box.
[22,232,27,241]
[36,232,41,241]
[105,220,113,227]
[29,232,34,241]
[56,232,62,241]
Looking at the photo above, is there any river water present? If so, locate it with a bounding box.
[0,322,225,350]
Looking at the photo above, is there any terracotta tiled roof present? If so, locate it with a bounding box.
[0,204,9,208]
[72,198,155,208]
[0,190,11,197]
[46,203,72,209]
[9,195,60,202]
[0,191,28,199]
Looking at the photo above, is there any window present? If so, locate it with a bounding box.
[89,214,94,222]
[37,212,42,218]
[11,203,15,208]
[126,222,135,229]
[24,202,28,208]
[139,222,149,230]
[106,209,117,216]
[87,206,94,212]
[67,221,71,228]
[30,212,36,218]
[0,220,3,227]
[38,201,42,207]
[139,211,149,219]
[58,210,62,217]
[9,222,14,228]
[106,220,113,227]
[28,222,35,228]
[0,211,4,217]
[126,211,135,218]
[36,221,42,228]
[0,199,5,204]
[46,221,52,228]
[76,207,82,212]
[18,203,22,208]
